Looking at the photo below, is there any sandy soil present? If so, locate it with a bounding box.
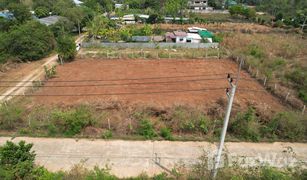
[32,58,283,110]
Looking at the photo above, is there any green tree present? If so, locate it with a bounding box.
[56,35,76,62]
[0,141,36,179]
[34,6,49,18]
[49,18,75,38]
[3,21,55,61]
[8,3,32,24]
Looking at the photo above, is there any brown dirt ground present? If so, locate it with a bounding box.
[32,59,284,111]
[0,60,48,94]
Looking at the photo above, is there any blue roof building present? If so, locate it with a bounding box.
[0,11,14,19]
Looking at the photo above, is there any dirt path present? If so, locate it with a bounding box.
[0,137,305,177]
[0,35,85,103]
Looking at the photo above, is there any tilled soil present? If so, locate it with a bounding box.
[33,59,284,110]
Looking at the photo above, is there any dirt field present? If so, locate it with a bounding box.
[32,58,283,110]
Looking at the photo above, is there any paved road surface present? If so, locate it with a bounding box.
[0,137,306,177]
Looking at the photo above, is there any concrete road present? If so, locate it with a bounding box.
[0,137,306,178]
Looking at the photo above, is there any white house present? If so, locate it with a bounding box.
[188,0,208,10]
[187,33,202,43]
[174,31,187,43]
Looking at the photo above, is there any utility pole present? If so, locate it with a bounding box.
[212,59,243,179]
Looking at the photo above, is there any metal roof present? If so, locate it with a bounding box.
[38,15,62,26]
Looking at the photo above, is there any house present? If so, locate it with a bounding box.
[188,27,207,33]
[38,15,62,26]
[0,10,14,19]
[198,30,214,43]
[187,33,202,43]
[131,36,151,42]
[122,14,135,24]
[188,0,208,11]
[115,4,123,9]
[165,32,176,42]
[173,31,187,43]
[73,0,84,6]
[165,31,188,43]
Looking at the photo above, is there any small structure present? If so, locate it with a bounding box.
[38,15,62,26]
[188,27,207,33]
[122,14,135,24]
[173,31,187,43]
[131,36,151,42]
[187,33,202,43]
[0,10,13,19]
[198,30,214,43]
[165,32,176,42]
[73,0,84,6]
[188,0,208,11]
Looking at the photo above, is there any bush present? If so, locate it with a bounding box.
[0,141,36,179]
[137,119,157,139]
[3,21,55,61]
[51,106,95,136]
[101,130,113,139]
[212,34,223,43]
[248,44,265,59]
[0,103,24,130]
[265,112,306,140]
[229,107,261,142]
[160,127,173,140]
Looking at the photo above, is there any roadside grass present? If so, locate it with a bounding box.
[222,32,307,104]
[0,102,306,142]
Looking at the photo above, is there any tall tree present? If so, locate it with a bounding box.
[8,3,32,24]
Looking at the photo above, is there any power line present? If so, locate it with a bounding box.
[0,77,228,88]
[0,73,232,84]
[0,87,227,97]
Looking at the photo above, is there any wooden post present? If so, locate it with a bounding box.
[107,118,111,130]
[248,65,251,72]
[256,69,258,77]
[285,92,290,101]
[263,77,267,86]
[274,83,277,90]
[302,105,306,115]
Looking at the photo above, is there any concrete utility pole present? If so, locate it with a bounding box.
[212,59,243,179]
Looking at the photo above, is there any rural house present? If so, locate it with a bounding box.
[188,0,208,11]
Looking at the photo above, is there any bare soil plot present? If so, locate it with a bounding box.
[32,59,284,110]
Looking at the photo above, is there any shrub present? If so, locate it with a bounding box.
[51,106,95,136]
[137,119,157,139]
[0,103,24,130]
[248,44,265,59]
[212,34,223,43]
[101,130,113,139]
[265,112,306,140]
[229,107,261,142]
[44,65,57,79]
[160,127,173,140]
[0,141,36,179]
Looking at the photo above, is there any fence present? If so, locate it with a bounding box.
[79,48,225,60]
[229,56,306,114]
[82,42,219,49]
